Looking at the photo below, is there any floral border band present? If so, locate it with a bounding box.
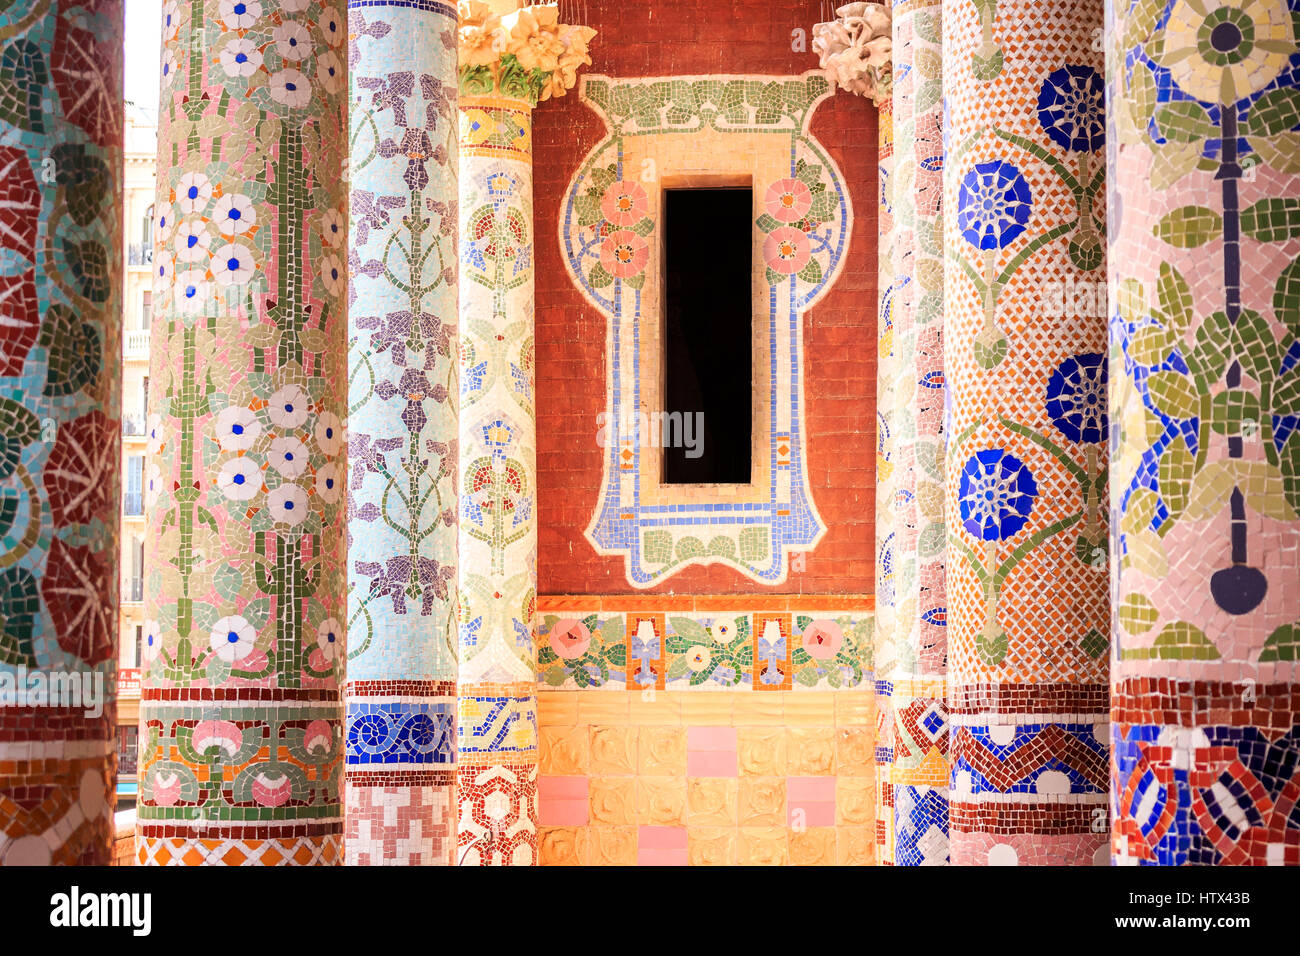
[535,595,874,692]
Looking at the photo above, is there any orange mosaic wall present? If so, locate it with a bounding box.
[536,689,876,865]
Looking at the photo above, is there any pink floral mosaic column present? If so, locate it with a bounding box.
[454,1,593,866]
[889,0,949,866]
[876,92,898,866]
[943,0,1110,865]
[1108,0,1300,864]
[0,0,122,867]
[344,0,460,868]
[138,0,349,866]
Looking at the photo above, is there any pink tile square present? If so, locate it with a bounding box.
[788,801,836,827]
[638,825,688,849]
[787,776,836,802]
[688,750,738,777]
[688,726,738,751]
[638,848,689,866]
[538,776,590,825]
[539,776,590,800]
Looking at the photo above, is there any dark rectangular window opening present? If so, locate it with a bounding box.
[662,186,752,485]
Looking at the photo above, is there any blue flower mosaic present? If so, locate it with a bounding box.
[1037,64,1105,153]
[956,160,1033,250]
[1046,352,1108,444]
[958,449,1038,541]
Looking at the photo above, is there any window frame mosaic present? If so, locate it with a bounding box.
[558,73,853,588]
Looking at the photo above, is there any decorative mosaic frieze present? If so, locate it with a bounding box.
[345,0,459,867]
[1107,0,1300,865]
[812,1,893,104]
[943,0,1110,865]
[535,596,874,692]
[140,0,349,866]
[0,0,122,866]
[560,73,851,587]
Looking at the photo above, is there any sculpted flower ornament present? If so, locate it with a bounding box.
[812,2,893,104]
[457,1,596,104]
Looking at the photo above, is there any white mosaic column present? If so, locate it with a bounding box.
[345,0,460,867]
[454,0,593,866]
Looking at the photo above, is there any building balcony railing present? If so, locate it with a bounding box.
[124,329,150,358]
[122,415,146,437]
[123,491,144,517]
[127,243,152,266]
[122,577,144,604]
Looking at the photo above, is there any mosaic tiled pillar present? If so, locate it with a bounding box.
[0,0,122,866]
[1108,0,1300,865]
[875,93,898,866]
[138,0,349,866]
[344,0,459,868]
[942,0,1110,865]
[454,2,593,866]
[814,0,896,869]
[889,0,950,866]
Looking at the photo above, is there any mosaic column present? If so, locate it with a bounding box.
[0,0,122,866]
[815,0,895,866]
[138,0,349,866]
[889,0,950,866]
[454,1,593,866]
[1108,0,1300,865]
[943,0,1110,865]
[876,93,898,866]
[344,0,459,868]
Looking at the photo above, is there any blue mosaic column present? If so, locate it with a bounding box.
[0,0,122,866]
[345,0,460,866]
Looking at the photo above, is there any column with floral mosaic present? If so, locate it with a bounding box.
[0,0,122,866]
[455,1,593,866]
[344,0,459,867]
[138,0,349,865]
[890,0,950,866]
[875,93,898,866]
[814,0,896,867]
[943,0,1111,865]
[1108,0,1300,864]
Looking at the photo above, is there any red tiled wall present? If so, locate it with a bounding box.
[533,0,878,595]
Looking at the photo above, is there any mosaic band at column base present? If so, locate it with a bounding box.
[345,0,460,866]
[0,0,123,867]
[139,0,349,864]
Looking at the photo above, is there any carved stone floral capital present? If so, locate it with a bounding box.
[812,2,892,106]
[458,1,597,106]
